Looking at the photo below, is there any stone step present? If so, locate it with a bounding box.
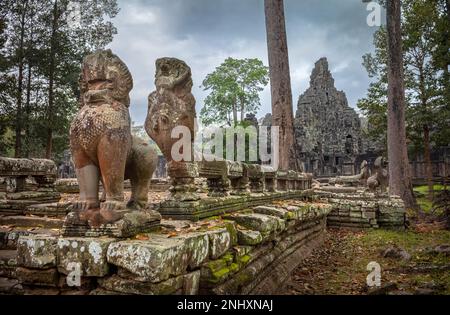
[253,206,292,220]
[1,227,60,250]
[0,250,18,278]
[0,216,63,229]
[24,203,70,218]
[0,277,23,295]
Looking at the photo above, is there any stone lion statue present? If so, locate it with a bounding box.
[69,49,157,226]
[367,156,389,193]
[145,57,196,162]
[145,57,199,201]
[329,160,371,187]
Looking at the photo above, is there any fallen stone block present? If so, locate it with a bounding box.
[222,220,238,246]
[183,270,201,295]
[200,253,239,286]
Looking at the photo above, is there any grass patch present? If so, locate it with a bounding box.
[361,229,450,250]
[413,185,447,213]
[414,185,445,195]
[284,228,450,295]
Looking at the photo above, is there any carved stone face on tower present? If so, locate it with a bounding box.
[145,57,196,163]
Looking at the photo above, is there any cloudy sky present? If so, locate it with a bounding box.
[107,0,385,126]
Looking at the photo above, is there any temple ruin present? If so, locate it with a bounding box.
[0,52,407,296]
[294,57,379,177]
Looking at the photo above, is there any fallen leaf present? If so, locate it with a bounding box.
[135,234,149,241]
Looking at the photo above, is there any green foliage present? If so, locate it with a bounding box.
[200,120,260,163]
[358,0,449,154]
[200,57,269,127]
[0,0,119,160]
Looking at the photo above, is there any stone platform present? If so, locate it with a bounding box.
[61,210,162,238]
[155,190,314,221]
[314,189,406,230]
[0,200,331,295]
[55,178,171,194]
[0,157,61,216]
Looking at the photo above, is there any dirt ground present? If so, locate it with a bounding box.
[280,224,450,295]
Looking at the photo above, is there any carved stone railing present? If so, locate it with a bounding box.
[199,161,311,196]
[0,157,61,216]
[154,159,313,221]
[0,157,57,193]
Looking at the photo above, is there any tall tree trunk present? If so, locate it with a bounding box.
[45,0,58,159]
[14,1,28,158]
[24,62,32,158]
[232,97,238,126]
[264,0,298,171]
[423,124,433,199]
[444,0,450,111]
[386,0,417,209]
[418,62,433,199]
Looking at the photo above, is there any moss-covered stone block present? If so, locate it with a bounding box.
[236,254,251,268]
[237,229,263,246]
[207,229,231,259]
[253,206,291,220]
[222,220,238,246]
[226,213,279,234]
[107,235,188,283]
[17,235,57,269]
[175,232,209,269]
[233,246,253,259]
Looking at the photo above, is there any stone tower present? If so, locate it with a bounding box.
[294,57,364,176]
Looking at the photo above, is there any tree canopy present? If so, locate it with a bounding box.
[200,57,269,127]
[357,0,449,154]
[0,0,119,160]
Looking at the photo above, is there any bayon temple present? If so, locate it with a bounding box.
[0,50,446,296]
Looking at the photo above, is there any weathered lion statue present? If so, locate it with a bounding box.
[329,160,371,187]
[145,57,199,201]
[145,57,196,162]
[367,156,389,193]
[69,49,157,226]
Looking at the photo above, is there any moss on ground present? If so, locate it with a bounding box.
[413,185,446,213]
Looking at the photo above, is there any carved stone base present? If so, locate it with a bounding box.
[167,162,200,201]
[155,191,314,221]
[62,210,161,238]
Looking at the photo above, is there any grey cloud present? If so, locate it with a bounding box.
[107,0,382,125]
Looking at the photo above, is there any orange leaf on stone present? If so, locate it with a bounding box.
[135,234,149,241]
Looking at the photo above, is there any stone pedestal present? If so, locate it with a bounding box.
[62,210,161,238]
[0,157,61,216]
[167,161,200,201]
